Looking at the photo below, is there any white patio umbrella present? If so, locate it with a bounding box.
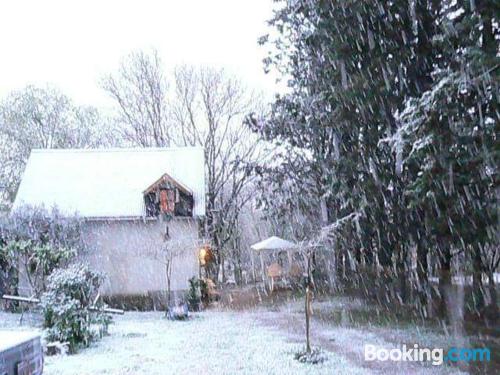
[250,236,298,287]
[250,236,298,251]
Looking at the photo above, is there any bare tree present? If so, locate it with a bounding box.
[171,66,264,280]
[102,53,265,282]
[0,85,112,208]
[101,49,172,147]
[157,242,183,312]
[144,228,197,311]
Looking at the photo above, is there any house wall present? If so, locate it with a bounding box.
[80,218,201,297]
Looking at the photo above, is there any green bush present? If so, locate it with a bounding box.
[199,278,209,306]
[41,263,112,353]
[186,277,201,311]
[0,239,20,300]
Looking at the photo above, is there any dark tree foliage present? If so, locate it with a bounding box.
[253,0,498,317]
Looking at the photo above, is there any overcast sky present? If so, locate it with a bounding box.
[0,0,277,107]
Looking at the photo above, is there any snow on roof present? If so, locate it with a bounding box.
[250,236,298,251]
[12,147,206,218]
[0,331,41,351]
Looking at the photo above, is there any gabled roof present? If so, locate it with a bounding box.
[143,172,193,196]
[12,147,205,218]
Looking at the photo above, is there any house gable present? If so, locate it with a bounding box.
[143,173,194,218]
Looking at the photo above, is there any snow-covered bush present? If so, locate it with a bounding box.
[8,205,84,249]
[41,263,112,353]
[0,205,84,295]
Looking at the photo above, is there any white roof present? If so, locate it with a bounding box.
[250,236,298,251]
[0,331,41,351]
[12,147,206,218]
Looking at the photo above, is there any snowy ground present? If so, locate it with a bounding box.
[45,310,373,375]
[252,299,471,374]
[2,310,364,375]
[1,298,472,375]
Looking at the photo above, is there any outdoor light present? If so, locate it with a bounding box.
[199,247,207,265]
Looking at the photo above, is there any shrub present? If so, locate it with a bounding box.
[0,239,20,311]
[294,347,328,364]
[186,277,201,311]
[41,263,112,353]
[199,278,209,307]
[0,205,84,295]
[17,240,75,293]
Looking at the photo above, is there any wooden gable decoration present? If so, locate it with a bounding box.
[143,173,194,218]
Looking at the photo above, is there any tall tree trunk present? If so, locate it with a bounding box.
[396,245,407,304]
[416,244,432,317]
[320,197,336,291]
[487,271,498,317]
[165,260,172,315]
[305,286,312,353]
[472,246,485,314]
[207,194,221,282]
[377,232,394,305]
[438,246,452,321]
[304,250,314,354]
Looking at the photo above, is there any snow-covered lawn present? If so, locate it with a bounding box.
[254,300,467,374]
[1,300,468,374]
[43,310,367,375]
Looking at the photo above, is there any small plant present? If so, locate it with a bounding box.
[186,276,201,312]
[294,347,327,364]
[199,278,209,306]
[40,263,112,353]
[166,301,189,320]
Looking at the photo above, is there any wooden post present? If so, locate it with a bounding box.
[304,248,314,354]
[305,285,312,353]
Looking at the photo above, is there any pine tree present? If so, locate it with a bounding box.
[397,0,499,314]
[255,0,498,317]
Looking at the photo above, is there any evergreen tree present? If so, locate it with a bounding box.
[255,0,498,317]
[396,0,499,314]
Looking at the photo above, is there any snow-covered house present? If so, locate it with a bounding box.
[12,147,205,305]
